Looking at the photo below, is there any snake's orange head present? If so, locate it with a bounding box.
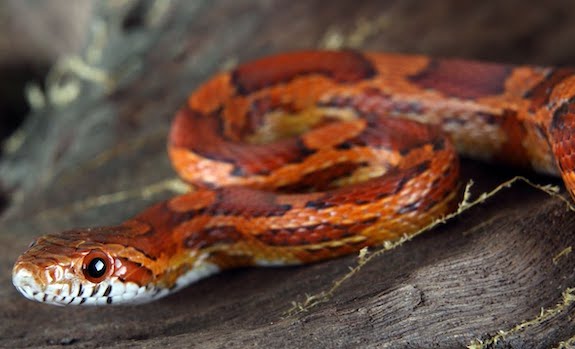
[12,226,171,306]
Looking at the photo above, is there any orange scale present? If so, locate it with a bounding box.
[187,74,233,114]
[168,190,217,212]
[302,120,366,150]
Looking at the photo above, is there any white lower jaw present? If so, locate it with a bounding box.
[13,254,224,306]
[13,261,221,306]
[13,268,156,305]
[15,281,166,306]
[171,261,221,293]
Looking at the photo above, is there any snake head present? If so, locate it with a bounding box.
[12,225,169,306]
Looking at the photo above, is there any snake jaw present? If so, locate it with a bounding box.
[12,233,222,305]
[12,258,165,306]
[12,261,85,306]
[12,261,221,306]
[12,266,44,303]
[12,258,152,306]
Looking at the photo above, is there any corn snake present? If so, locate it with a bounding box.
[12,50,575,306]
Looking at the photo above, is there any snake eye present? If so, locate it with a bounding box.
[82,250,112,283]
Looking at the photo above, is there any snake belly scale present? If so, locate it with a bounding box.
[12,50,575,305]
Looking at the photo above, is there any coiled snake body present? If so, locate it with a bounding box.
[12,51,575,305]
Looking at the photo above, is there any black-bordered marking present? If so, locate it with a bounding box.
[231,51,377,96]
[408,58,512,100]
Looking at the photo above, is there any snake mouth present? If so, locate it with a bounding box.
[12,266,89,306]
[12,267,48,303]
[12,264,171,306]
[13,256,223,306]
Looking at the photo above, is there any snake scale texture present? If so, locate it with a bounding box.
[12,50,575,305]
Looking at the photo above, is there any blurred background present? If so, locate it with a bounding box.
[2,0,575,161]
[0,0,92,151]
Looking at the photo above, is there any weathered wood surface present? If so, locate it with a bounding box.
[2,1,575,348]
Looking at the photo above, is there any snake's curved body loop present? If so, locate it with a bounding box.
[12,51,575,305]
